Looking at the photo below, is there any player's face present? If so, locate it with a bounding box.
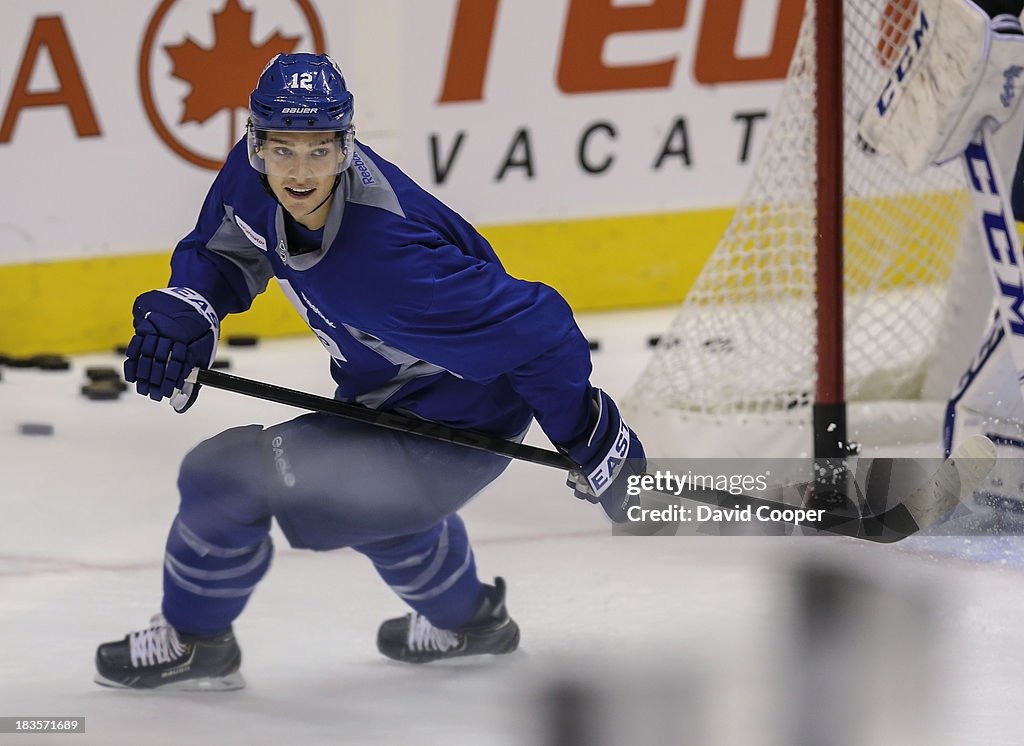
[261,131,343,228]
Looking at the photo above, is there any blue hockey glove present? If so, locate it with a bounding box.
[560,389,647,523]
[124,287,219,413]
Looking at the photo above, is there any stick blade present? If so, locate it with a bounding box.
[901,435,997,530]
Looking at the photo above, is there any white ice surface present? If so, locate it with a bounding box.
[2,308,1023,745]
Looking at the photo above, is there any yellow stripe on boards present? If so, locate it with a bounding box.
[0,208,734,356]
[482,209,734,310]
[0,253,307,357]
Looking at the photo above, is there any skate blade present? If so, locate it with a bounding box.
[93,671,246,691]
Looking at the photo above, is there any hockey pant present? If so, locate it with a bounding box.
[162,412,515,635]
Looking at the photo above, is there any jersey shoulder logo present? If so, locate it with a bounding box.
[234,214,268,251]
[350,151,376,185]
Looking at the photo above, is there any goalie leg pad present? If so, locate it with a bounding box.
[963,129,1024,383]
[858,0,1024,173]
[946,310,1024,512]
[945,309,1019,454]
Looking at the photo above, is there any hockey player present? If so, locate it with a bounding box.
[859,0,1024,514]
[93,53,645,690]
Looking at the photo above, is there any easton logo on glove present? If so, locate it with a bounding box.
[561,389,646,522]
[159,287,220,340]
[124,286,220,412]
[582,417,631,496]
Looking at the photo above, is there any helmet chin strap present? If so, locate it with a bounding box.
[304,174,342,216]
[259,173,343,222]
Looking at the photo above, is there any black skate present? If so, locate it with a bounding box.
[377,577,520,664]
[94,614,244,691]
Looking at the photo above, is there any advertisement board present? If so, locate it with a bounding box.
[0,0,799,353]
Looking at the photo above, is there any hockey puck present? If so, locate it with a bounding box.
[81,380,123,400]
[587,338,601,351]
[5,356,37,368]
[86,366,120,380]
[211,358,232,370]
[225,335,259,347]
[85,366,121,382]
[701,337,733,353]
[32,354,71,371]
[19,423,54,436]
[114,345,129,356]
[649,335,681,349]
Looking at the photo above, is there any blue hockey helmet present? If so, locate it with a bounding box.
[247,53,355,174]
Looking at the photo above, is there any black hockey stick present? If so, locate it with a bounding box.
[192,368,575,469]
[189,368,995,543]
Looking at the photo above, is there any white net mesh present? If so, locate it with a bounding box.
[623,0,977,456]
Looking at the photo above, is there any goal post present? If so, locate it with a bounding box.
[815,0,848,459]
[622,0,994,459]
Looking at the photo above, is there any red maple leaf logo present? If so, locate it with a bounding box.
[165,0,300,125]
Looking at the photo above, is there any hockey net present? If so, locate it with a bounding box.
[623,0,991,458]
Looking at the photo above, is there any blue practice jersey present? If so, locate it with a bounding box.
[167,139,595,443]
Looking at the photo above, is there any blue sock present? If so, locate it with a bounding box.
[161,516,273,636]
[357,514,485,630]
